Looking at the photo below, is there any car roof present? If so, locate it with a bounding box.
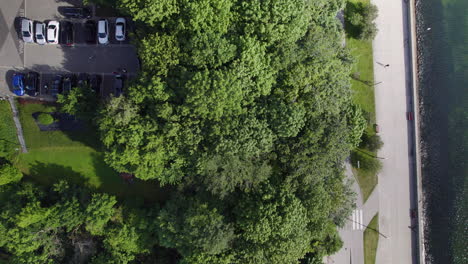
[35,23,44,32]
[116,25,123,35]
[13,74,24,85]
[21,19,30,30]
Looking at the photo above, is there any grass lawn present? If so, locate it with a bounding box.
[364,213,379,264]
[16,101,168,202]
[348,37,376,127]
[346,0,379,202]
[352,165,378,202]
[0,100,20,159]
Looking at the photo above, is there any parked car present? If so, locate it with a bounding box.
[60,7,91,19]
[97,19,109,44]
[115,17,126,41]
[77,73,89,88]
[34,22,46,45]
[60,21,74,46]
[84,20,96,44]
[62,75,74,94]
[12,73,25,96]
[25,72,39,96]
[47,21,60,44]
[50,75,62,97]
[113,74,123,97]
[21,18,34,43]
[89,74,101,94]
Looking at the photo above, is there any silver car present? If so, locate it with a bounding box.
[98,19,109,44]
[115,18,126,41]
[21,18,34,43]
[35,22,46,45]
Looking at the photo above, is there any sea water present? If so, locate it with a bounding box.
[416,0,467,263]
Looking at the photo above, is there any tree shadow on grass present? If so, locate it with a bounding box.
[27,161,92,188]
[22,151,171,204]
[89,152,172,203]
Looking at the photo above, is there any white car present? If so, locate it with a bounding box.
[98,19,109,44]
[47,21,60,44]
[21,18,34,43]
[115,18,126,41]
[35,22,46,45]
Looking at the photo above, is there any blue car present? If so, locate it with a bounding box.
[12,73,25,96]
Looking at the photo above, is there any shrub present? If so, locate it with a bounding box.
[37,113,54,125]
[360,133,384,152]
[345,2,379,40]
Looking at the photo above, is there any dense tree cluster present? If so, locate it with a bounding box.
[1,0,367,263]
[344,1,379,40]
[0,180,159,263]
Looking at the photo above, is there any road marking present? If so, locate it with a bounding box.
[360,210,363,230]
[352,209,364,230]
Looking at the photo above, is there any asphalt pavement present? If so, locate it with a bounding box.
[0,0,139,99]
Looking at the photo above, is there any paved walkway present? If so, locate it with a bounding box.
[8,96,27,153]
[372,0,416,262]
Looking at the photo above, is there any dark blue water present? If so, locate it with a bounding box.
[416,0,467,263]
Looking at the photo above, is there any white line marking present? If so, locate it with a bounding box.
[352,210,356,230]
[360,210,364,230]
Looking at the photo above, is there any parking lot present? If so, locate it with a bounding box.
[0,0,139,99]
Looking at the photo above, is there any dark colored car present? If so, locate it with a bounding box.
[25,72,39,96]
[50,75,62,97]
[12,73,25,96]
[62,76,74,94]
[60,7,91,19]
[90,74,101,94]
[84,20,96,44]
[113,74,123,97]
[60,21,74,46]
[77,73,89,88]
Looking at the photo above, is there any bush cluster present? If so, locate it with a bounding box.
[345,2,379,41]
[37,113,54,125]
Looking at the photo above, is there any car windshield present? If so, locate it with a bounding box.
[99,33,106,38]
[49,25,56,29]
[36,35,44,39]
[22,31,30,37]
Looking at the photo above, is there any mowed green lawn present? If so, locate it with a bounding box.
[348,37,376,128]
[16,101,167,201]
[0,100,20,159]
[364,214,379,264]
[346,0,379,202]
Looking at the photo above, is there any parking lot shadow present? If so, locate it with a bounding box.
[54,0,86,6]
[13,17,23,40]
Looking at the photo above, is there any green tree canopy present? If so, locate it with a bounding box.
[0,163,23,185]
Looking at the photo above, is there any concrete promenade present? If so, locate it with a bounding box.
[373,0,421,262]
